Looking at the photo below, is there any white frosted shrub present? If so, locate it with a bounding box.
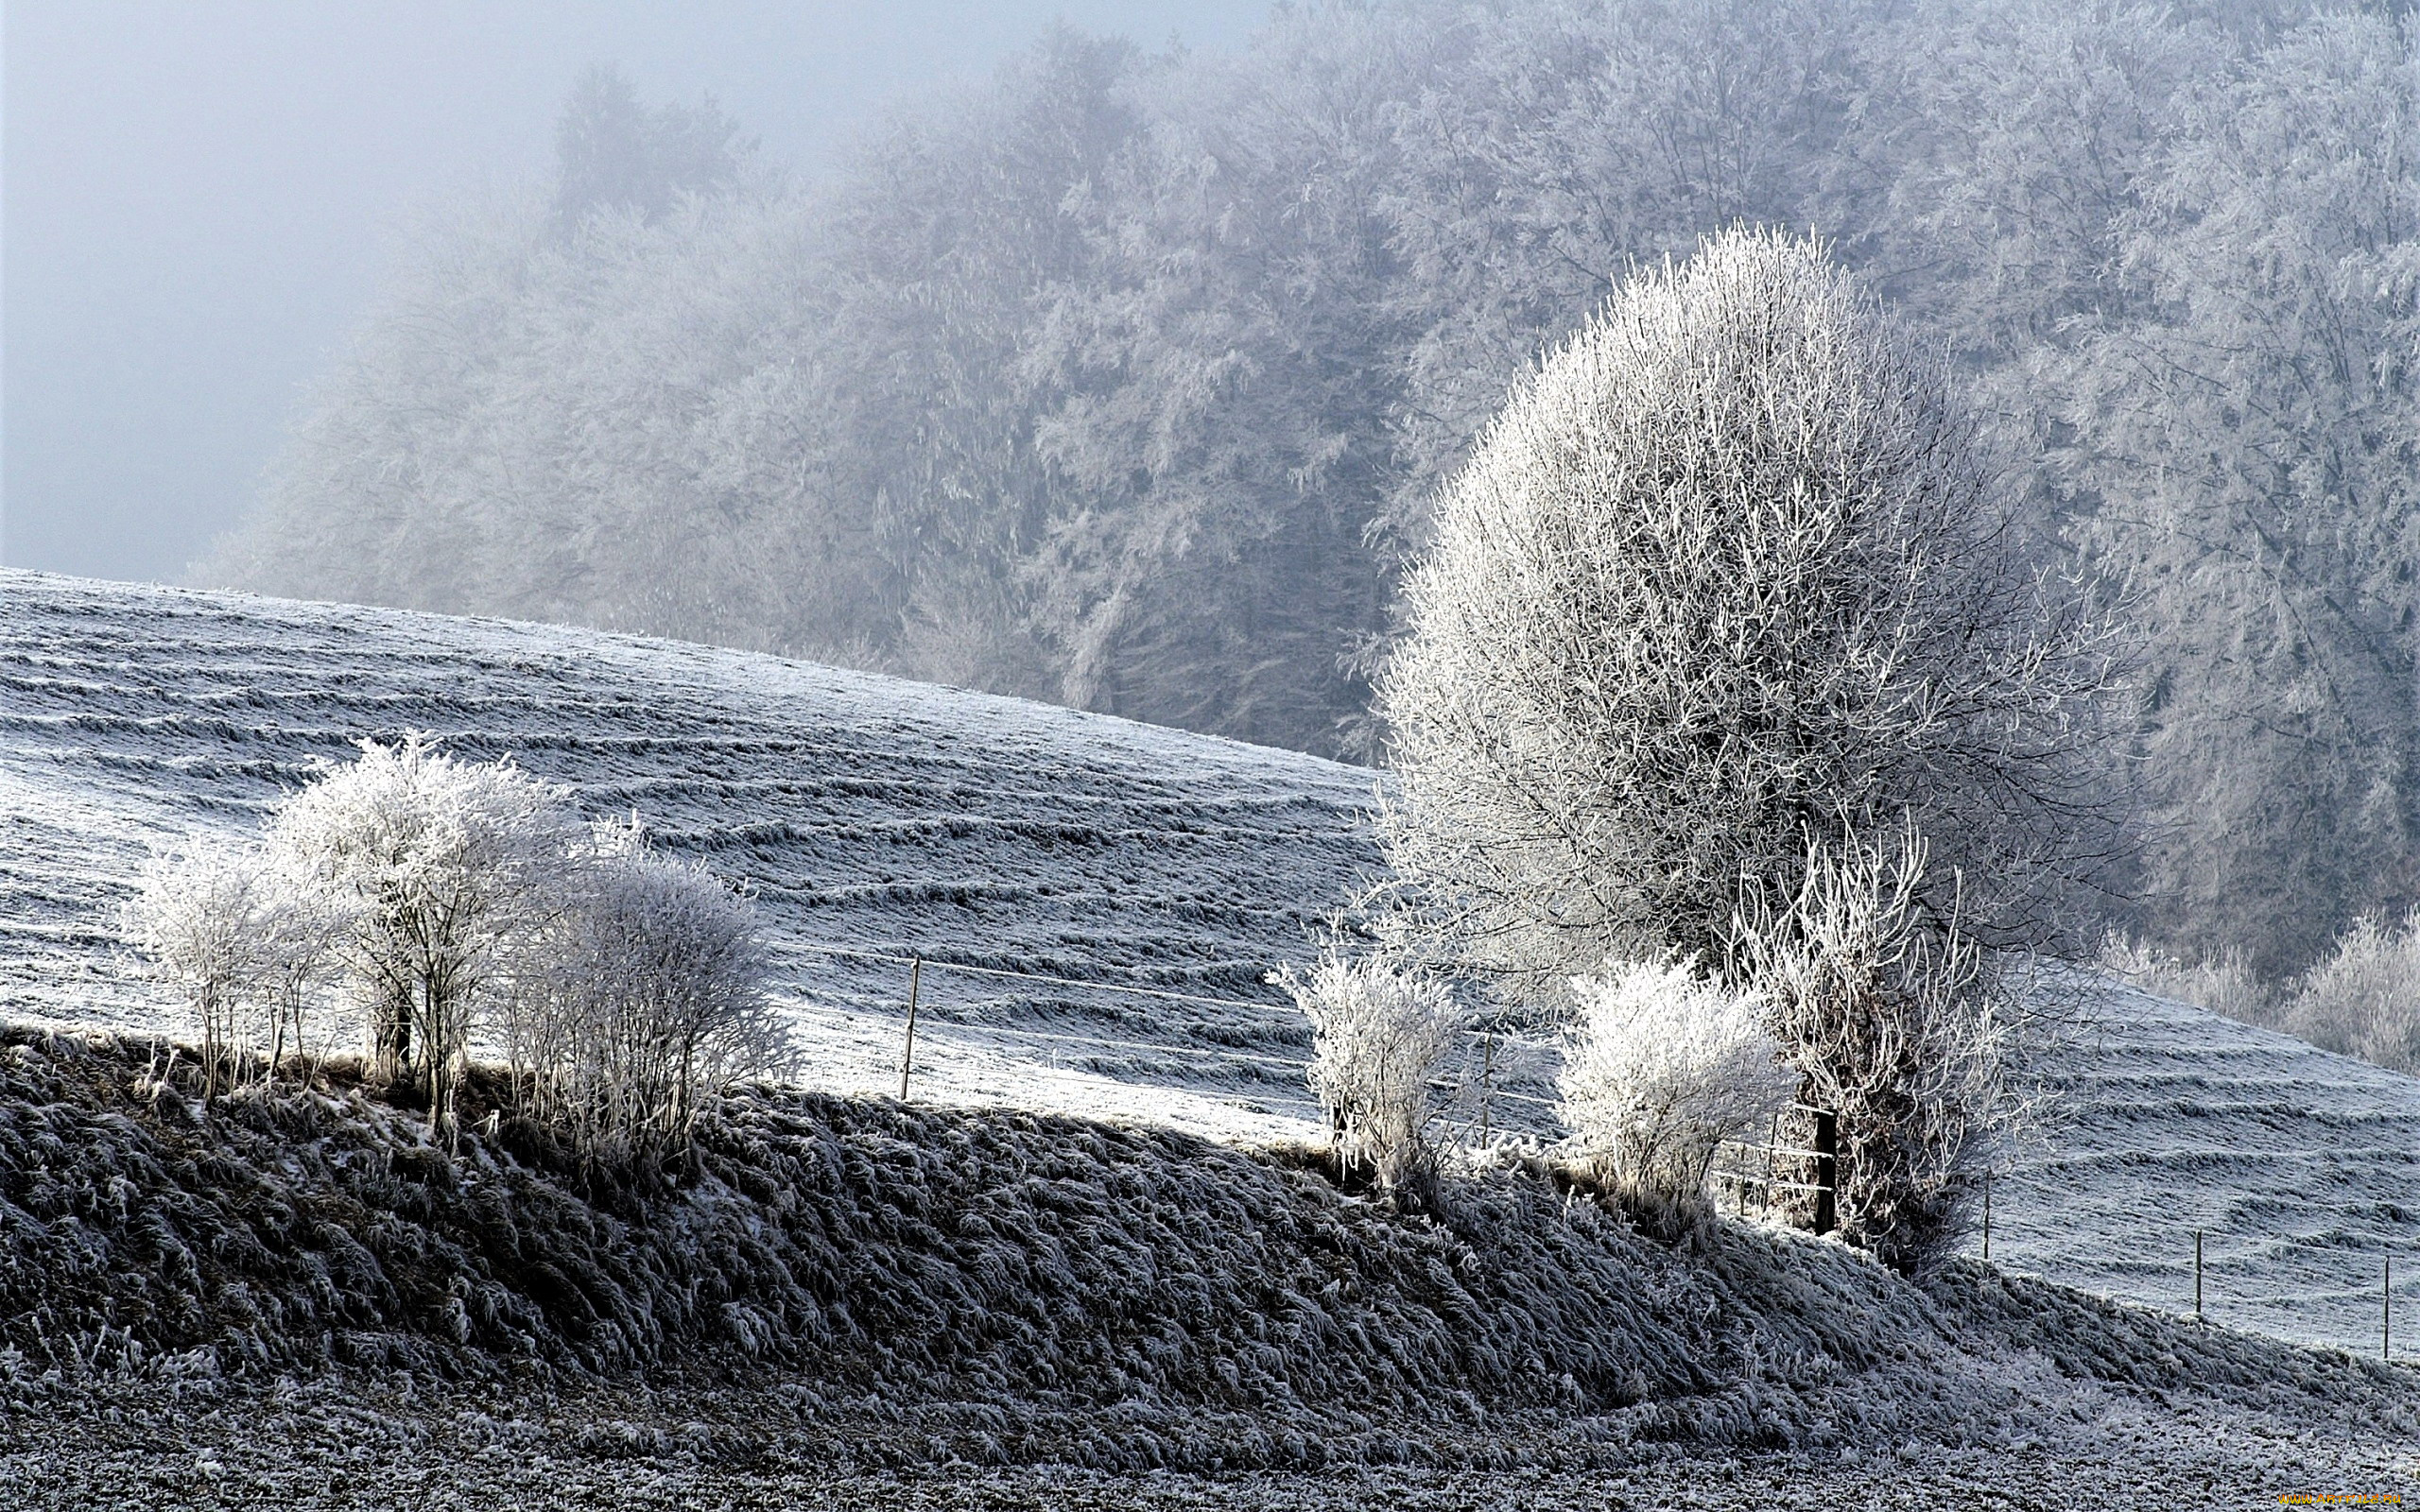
[1557,960,1793,1206]
[2284,912,2420,1074]
[1281,954,1459,1202]
[511,822,786,1169]
[126,843,280,1101]
[267,732,579,1135]
[126,841,350,1101]
[1737,823,2017,1272]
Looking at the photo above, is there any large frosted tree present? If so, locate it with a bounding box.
[1377,229,2124,1005]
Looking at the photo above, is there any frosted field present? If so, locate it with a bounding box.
[2,568,2412,1359]
[1991,984,2419,1359]
[0,569,1403,1145]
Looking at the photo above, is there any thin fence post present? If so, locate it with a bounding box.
[1478,1031,1494,1145]
[898,956,923,1102]
[1981,1173,1991,1262]
[1764,1113,1777,1221]
[2387,1257,2394,1363]
[2194,1230,2204,1321]
[1811,1108,1837,1236]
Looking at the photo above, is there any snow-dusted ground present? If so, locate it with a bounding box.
[3,569,2412,1361]
[0,569,1411,1146]
[1994,982,2420,1360]
[7,1375,2409,1510]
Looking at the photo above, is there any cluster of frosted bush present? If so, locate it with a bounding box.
[127,733,786,1165]
[1291,918,2008,1267]
[506,816,788,1166]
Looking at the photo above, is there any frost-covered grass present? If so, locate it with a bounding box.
[1987,983,2420,1359]
[0,1022,2411,1504]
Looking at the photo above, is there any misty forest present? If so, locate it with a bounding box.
[209,0,2420,991]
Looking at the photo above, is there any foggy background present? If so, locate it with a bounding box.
[0,0,1266,582]
[5,0,2416,1001]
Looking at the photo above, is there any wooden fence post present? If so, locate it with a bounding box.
[898,956,922,1101]
[1981,1173,1991,1262]
[2195,1231,2204,1321]
[2387,1257,2394,1363]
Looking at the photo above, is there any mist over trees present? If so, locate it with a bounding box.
[2044,13,2420,975]
[206,0,2420,979]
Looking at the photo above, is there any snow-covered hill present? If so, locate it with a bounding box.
[0,569,1387,1143]
[2,569,2412,1359]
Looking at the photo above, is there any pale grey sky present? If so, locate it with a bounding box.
[2,0,1270,583]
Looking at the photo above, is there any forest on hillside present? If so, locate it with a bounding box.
[204,0,2420,982]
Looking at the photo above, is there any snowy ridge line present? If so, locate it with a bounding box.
[751,883,1315,926]
[982,1026,1310,1072]
[1476,1089,1559,1110]
[779,942,1569,1108]
[776,938,1568,1061]
[774,972,1567,1123]
[911,1012,1316,1074]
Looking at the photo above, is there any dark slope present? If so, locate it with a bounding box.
[0,1025,2410,1484]
[4,570,2416,1361]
